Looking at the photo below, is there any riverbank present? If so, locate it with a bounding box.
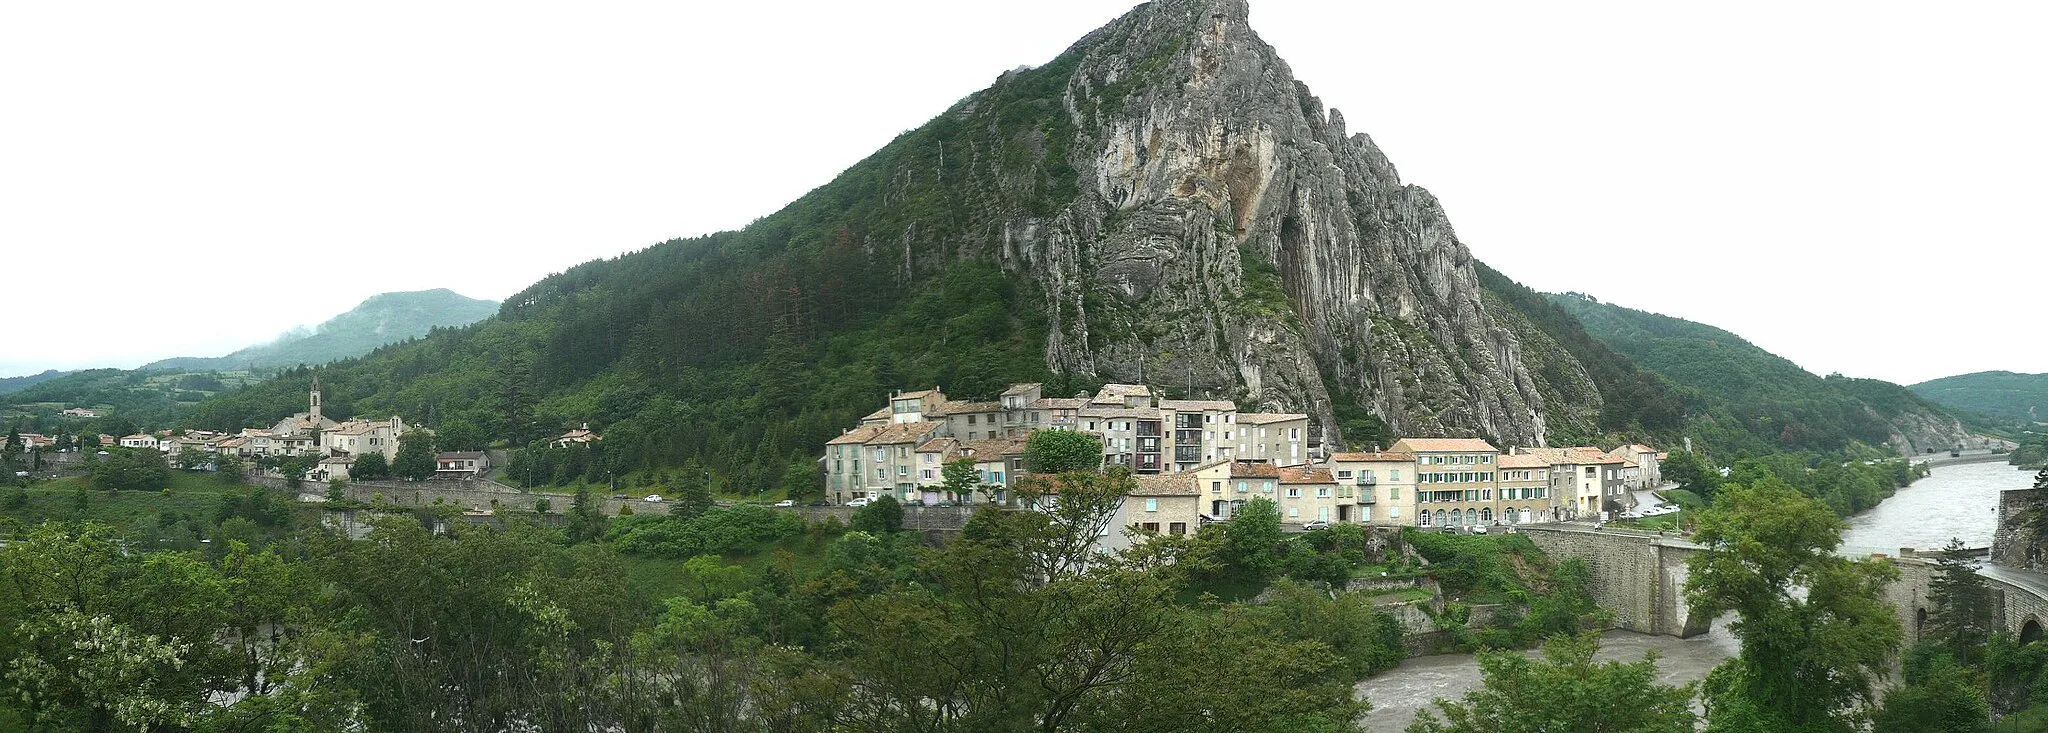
[1841,460,2035,556]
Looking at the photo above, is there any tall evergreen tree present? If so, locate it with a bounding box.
[1925,537,1995,665]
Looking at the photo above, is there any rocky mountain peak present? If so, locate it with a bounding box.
[933,0,1583,447]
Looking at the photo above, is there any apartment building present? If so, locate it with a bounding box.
[1277,466,1341,524]
[1236,413,1311,465]
[1326,451,1414,525]
[1394,437,1502,529]
[1495,453,1555,524]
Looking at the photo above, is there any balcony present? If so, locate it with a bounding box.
[1136,420,1163,438]
[1354,475,1377,486]
[1356,493,1376,505]
[1137,437,1161,453]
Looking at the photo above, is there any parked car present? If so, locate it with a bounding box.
[847,497,873,507]
[1468,524,1489,535]
[1640,504,1680,517]
[772,499,795,507]
[643,494,664,503]
[807,500,829,507]
[1301,519,1330,531]
[1438,525,1460,534]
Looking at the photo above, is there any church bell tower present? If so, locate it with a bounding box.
[310,375,323,424]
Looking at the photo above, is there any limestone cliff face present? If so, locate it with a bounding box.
[946,0,1574,446]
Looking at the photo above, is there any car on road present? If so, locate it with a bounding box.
[1468,524,1488,535]
[1301,519,1330,531]
[772,499,795,507]
[1640,504,1680,517]
[847,497,873,507]
[1438,525,1460,534]
[643,494,664,503]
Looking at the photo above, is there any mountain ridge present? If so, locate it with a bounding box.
[1547,293,1969,455]
[1910,370,2048,427]
[143,289,499,372]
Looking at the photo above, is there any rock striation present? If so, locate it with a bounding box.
[924,0,1576,447]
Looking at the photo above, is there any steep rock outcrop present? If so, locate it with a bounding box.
[941,0,1565,446]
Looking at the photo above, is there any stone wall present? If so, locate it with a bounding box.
[1517,525,1709,637]
[1992,489,2044,571]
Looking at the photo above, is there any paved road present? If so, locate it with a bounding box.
[1979,564,2048,600]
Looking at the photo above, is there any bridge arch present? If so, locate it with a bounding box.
[2023,617,2044,646]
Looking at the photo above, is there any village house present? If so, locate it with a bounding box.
[1117,471,1201,545]
[314,455,357,482]
[118,433,159,450]
[551,426,601,449]
[61,407,100,418]
[434,451,489,478]
[1276,465,1340,524]
[1495,453,1555,524]
[1326,450,1414,525]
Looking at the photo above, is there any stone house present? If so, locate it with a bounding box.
[1277,466,1340,524]
[434,451,489,478]
[1326,450,1415,526]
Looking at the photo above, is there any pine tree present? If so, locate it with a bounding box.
[1925,537,1994,664]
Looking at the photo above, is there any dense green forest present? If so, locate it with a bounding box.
[1912,370,2048,427]
[1548,293,1961,455]
[0,369,265,435]
[180,52,1099,494]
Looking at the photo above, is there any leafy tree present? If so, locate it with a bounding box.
[1007,466,1134,579]
[351,451,389,480]
[1024,429,1102,474]
[781,459,823,502]
[89,449,170,492]
[1407,633,1697,733]
[534,497,551,514]
[1871,650,1990,733]
[326,478,347,502]
[392,429,436,481]
[1225,496,1285,580]
[850,495,904,535]
[940,457,981,502]
[1660,449,1722,498]
[1685,477,1901,732]
[433,418,486,452]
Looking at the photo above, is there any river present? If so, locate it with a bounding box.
[1354,460,2036,733]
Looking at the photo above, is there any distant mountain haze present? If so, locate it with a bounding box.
[141,289,499,372]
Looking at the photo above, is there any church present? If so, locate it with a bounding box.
[223,377,411,470]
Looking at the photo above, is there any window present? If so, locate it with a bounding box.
[1316,486,1330,497]
[876,468,885,480]
[1287,507,1299,517]
[1237,481,1248,493]
[897,466,908,477]
[1481,508,1492,523]
[1263,481,1274,493]
[1145,499,1158,512]
[1392,470,1402,481]
[1141,522,1160,533]
[1390,488,1399,500]
[921,469,934,479]
[1419,510,1431,526]
[1337,470,1352,479]
[1482,489,1492,500]
[1224,431,1232,440]
[1211,481,1222,494]
[967,415,976,425]
[1289,428,1299,439]
[1286,487,1301,498]
[1169,522,1187,535]
[969,431,978,439]
[922,453,934,464]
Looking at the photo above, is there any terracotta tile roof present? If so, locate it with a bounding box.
[319,455,356,465]
[1130,472,1198,496]
[557,429,598,441]
[894,389,944,401]
[1621,443,1656,455]
[861,406,891,421]
[216,437,248,448]
[1028,397,1088,410]
[915,437,959,454]
[925,400,999,417]
[1392,438,1499,453]
[1497,454,1551,469]
[864,421,942,445]
[1279,467,1334,484]
[1229,461,1282,478]
[1329,451,1414,462]
[1001,383,1042,396]
[826,425,884,445]
[1090,384,1153,404]
[956,438,1027,457]
[1080,407,1163,419]
[1236,412,1307,424]
[1159,399,1236,411]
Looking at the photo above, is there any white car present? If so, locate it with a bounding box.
[1469,524,1489,535]
[1641,504,1681,517]
[772,499,795,508]
[847,497,873,507]
[643,494,664,503]
[1301,519,1330,531]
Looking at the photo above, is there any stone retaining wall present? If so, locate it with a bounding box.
[1516,525,1709,637]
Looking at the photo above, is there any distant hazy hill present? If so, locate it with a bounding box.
[0,369,73,396]
[144,289,499,372]
[1548,293,1970,455]
[1910,371,2048,425]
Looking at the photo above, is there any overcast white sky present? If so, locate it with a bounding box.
[2,1,2041,385]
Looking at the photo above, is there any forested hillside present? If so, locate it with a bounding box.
[1549,293,1969,455]
[1911,371,2048,426]
[185,0,1663,491]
